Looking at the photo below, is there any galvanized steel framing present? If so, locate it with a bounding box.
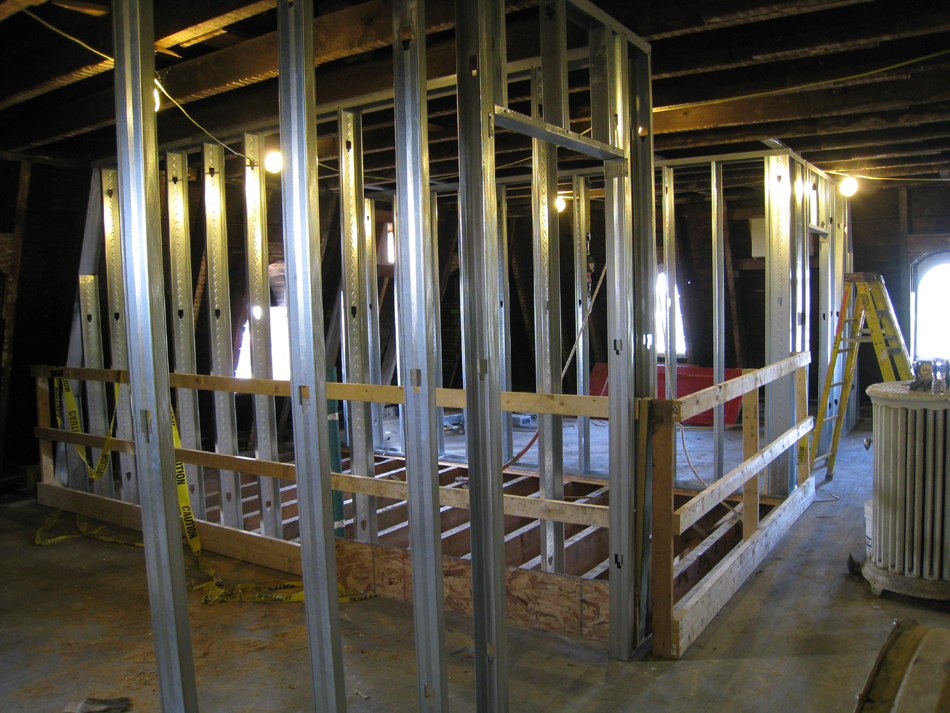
[338,108,377,543]
[392,1,450,706]
[78,275,113,499]
[101,167,138,504]
[243,133,282,537]
[112,0,198,708]
[276,0,347,707]
[165,150,205,520]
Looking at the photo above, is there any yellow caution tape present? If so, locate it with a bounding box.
[53,376,119,481]
[35,509,143,548]
[41,395,374,607]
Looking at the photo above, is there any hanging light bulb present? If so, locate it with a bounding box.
[555,195,567,213]
[264,151,283,173]
[153,87,161,112]
[839,176,858,197]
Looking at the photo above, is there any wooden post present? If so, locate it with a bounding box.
[741,372,759,540]
[35,375,54,485]
[795,365,811,486]
[651,399,677,658]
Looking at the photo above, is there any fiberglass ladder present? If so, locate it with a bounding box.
[811,272,913,478]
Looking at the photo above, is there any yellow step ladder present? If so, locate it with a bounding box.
[811,273,912,477]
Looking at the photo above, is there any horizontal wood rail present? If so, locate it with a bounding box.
[652,353,814,659]
[33,382,608,530]
[31,365,611,419]
[673,352,809,422]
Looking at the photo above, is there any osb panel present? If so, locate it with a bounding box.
[442,557,474,617]
[373,545,413,601]
[506,567,581,636]
[580,579,610,641]
[335,538,375,595]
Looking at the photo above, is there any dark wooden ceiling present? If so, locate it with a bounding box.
[2,0,949,189]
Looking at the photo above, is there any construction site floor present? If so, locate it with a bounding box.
[3,423,950,712]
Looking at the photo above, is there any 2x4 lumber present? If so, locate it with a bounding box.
[31,366,611,418]
[673,352,809,422]
[0,0,46,22]
[33,426,608,528]
[672,510,743,580]
[673,416,814,535]
[669,475,817,658]
[741,382,760,540]
[650,399,678,659]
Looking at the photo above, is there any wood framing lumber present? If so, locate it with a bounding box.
[31,366,611,418]
[673,352,809,422]
[741,382,760,540]
[665,475,817,659]
[650,399,678,662]
[34,426,608,528]
[672,417,814,535]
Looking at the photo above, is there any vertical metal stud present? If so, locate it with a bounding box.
[764,154,796,495]
[166,150,205,520]
[57,169,104,492]
[102,168,138,504]
[338,109,377,543]
[497,185,514,463]
[711,162,725,481]
[456,0,509,706]
[363,199,385,449]
[630,41,656,647]
[431,191,447,458]
[393,1,450,708]
[277,0,347,708]
[530,64,564,574]
[78,275,114,498]
[112,0,198,709]
[572,175,591,475]
[243,134,282,537]
[661,166,678,400]
[203,142,242,528]
[591,24,637,661]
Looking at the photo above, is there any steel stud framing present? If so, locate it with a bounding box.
[277,0,347,707]
[112,0,198,708]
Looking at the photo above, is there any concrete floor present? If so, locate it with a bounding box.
[3,423,950,712]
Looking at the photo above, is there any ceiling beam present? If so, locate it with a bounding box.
[0,0,276,110]
[653,103,950,151]
[0,0,46,22]
[653,67,950,135]
[2,0,535,151]
[800,138,950,165]
[650,2,950,79]
[602,0,872,41]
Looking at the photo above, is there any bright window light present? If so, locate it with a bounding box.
[915,262,950,360]
[235,305,291,380]
[655,269,687,358]
[383,223,395,264]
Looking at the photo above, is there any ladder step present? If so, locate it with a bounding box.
[886,347,906,355]
[813,453,832,466]
[830,380,847,388]
[841,337,873,343]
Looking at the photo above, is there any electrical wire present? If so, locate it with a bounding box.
[503,263,607,470]
[24,8,249,162]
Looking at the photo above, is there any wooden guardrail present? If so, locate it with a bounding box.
[651,352,815,659]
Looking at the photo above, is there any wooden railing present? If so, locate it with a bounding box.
[651,352,814,659]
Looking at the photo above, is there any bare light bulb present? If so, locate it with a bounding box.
[839,176,858,197]
[251,305,263,320]
[153,87,161,112]
[264,151,283,173]
[555,196,567,213]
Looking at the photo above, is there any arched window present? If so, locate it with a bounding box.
[912,250,950,360]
